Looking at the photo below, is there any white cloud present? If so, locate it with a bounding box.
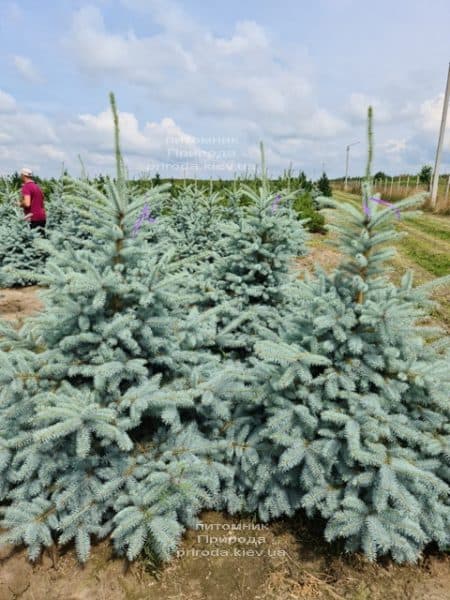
[67,4,344,147]
[343,91,450,172]
[63,108,205,157]
[0,85,447,178]
[0,89,227,178]
[382,138,407,154]
[214,21,269,55]
[0,90,17,113]
[418,94,450,151]
[0,112,57,147]
[120,0,198,35]
[39,145,67,162]
[347,93,393,124]
[12,55,45,84]
[68,6,196,85]
[420,94,444,133]
[0,91,61,176]
[1,2,447,178]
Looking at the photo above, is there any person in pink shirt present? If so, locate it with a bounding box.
[19,167,47,235]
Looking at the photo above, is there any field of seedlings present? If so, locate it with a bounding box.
[0,99,449,600]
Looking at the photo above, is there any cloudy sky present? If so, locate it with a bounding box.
[0,0,449,179]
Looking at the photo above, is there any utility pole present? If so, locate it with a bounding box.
[430,62,450,209]
[344,141,360,190]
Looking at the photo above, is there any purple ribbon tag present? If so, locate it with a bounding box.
[271,195,282,213]
[132,203,157,237]
[363,196,401,219]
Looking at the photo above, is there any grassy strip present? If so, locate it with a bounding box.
[418,213,450,228]
[399,223,450,254]
[331,190,360,207]
[395,235,450,277]
[389,252,450,332]
[405,218,450,242]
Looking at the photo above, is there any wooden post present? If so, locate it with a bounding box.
[344,145,349,190]
[344,141,359,190]
[406,175,410,194]
[416,174,420,191]
[431,63,450,208]
[445,175,450,209]
[389,176,394,198]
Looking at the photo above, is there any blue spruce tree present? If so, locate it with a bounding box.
[46,169,94,252]
[193,142,309,360]
[222,108,450,563]
[163,185,228,266]
[0,94,232,563]
[0,183,45,287]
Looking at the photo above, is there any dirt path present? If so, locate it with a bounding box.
[1,512,450,600]
[0,286,44,324]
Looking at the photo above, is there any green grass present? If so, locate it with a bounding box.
[397,235,450,277]
[405,218,450,242]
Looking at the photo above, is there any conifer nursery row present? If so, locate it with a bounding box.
[0,97,448,567]
[0,161,326,290]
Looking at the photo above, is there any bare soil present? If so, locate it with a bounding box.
[294,245,342,275]
[0,286,44,324]
[1,512,449,600]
